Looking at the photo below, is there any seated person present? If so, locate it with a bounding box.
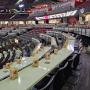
[3,50,7,59]
[24,45,31,57]
[22,46,28,57]
[15,48,22,59]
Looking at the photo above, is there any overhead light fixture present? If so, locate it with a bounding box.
[19,4,24,8]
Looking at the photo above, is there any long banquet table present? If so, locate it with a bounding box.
[0,34,75,90]
[0,46,51,81]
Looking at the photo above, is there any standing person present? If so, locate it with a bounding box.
[51,36,58,49]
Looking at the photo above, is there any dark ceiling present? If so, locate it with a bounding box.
[0,0,57,20]
[0,0,87,20]
[0,0,17,9]
[0,0,62,9]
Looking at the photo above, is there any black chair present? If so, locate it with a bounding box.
[0,51,10,67]
[66,53,80,86]
[25,46,31,57]
[48,56,71,76]
[9,50,16,62]
[72,53,80,70]
[53,62,69,90]
[7,50,13,62]
[41,38,47,46]
[65,53,80,76]
[0,53,4,69]
[4,51,10,63]
[68,53,78,70]
[32,62,69,90]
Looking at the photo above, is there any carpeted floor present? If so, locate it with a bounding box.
[74,53,90,90]
[61,53,90,90]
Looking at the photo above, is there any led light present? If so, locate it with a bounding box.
[19,4,24,8]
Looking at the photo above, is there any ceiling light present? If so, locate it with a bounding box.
[19,4,24,8]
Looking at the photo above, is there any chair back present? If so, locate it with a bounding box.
[53,62,69,90]
[33,62,69,90]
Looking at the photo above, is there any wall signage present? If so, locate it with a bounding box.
[35,10,78,20]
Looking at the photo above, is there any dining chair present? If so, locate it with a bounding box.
[32,62,69,90]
